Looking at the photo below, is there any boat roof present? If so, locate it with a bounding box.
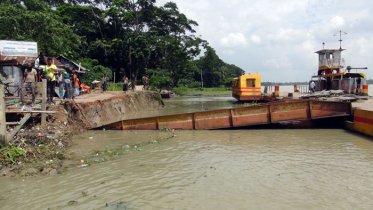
[312,72,365,78]
[315,49,346,54]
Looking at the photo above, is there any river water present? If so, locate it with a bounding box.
[1,97,373,210]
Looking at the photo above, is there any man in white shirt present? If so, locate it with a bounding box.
[56,69,64,98]
[20,62,38,106]
[310,81,316,93]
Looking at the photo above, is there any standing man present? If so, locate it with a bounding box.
[144,75,149,90]
[20,63,37,106]
[131,73,136,91]
[56,69,64,98]
[63,70,70,99]
[122,76,128,94]
[43,57,57,104]
[310,80,316,93]
[102,74,107,91]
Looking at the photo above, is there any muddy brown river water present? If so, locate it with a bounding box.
[1,97,373,210]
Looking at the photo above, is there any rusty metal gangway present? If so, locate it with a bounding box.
[104,100,352,130]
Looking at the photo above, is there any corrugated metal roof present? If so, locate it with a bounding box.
[56,55,90,71]
[0,56,37,65]
[42,56,64,67]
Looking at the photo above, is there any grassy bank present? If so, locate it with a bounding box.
[173,87,232,96]
[105,83,233,96]
[107,83,124,91]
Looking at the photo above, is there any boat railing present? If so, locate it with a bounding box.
[298,85,310,93]
[263,86,276,96]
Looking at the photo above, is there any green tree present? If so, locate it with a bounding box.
[80,58,112,84]
[0,1,80,56]
[146,68,173,92]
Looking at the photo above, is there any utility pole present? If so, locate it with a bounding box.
[0,84,7,145]
[201,69,203,88]
[41,79,47,128]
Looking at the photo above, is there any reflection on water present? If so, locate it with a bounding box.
[1,129,373,210]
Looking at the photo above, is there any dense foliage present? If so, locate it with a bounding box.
[0,0,244,87]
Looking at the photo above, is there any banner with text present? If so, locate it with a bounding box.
[0,40,38,57]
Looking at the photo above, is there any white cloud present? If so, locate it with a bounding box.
[156,0,373,82]
[251,35,261,44]
[222,50,235,55]
[263,59,280,69]
[219,33,248,48]
[330,16,345,28]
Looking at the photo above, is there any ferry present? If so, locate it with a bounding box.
[310,37,368,95]
[232,74,275,102]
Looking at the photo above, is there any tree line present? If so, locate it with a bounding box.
[0,0,244,89]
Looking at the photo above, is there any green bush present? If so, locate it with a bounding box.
[146,68,173,92]
[107,83,124,91]
[178,79,201,88]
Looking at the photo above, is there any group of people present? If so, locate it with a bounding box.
[120,73,149,94]
[20,57,81,106]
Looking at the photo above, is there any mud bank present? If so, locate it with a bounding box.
[59,91,163,130]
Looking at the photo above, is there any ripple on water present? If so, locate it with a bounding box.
[0,129,373,210]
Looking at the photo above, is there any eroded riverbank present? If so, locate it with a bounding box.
[0,91,164,178]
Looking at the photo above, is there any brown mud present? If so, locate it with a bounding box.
[0,91,163,178]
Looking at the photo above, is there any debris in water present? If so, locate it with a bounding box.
[81,164,88,167]
[89,137,93,139]
[68,201,77,205]
[137,149,142,152]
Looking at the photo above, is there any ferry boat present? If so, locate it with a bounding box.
[310,40,368,94]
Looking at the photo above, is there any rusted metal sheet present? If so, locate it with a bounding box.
[122,117,158,130]
[159,114,194,130]
[232,94,275,102]
[310,101,352,118]
[232,105,270,126]
[104,100,351,130]
[270,101,311,122]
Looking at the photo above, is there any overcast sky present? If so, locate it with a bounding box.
[156,0,373,82]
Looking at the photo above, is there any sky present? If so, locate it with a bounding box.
[156,0,373,82]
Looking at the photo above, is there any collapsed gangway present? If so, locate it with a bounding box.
[103,100,352,130]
